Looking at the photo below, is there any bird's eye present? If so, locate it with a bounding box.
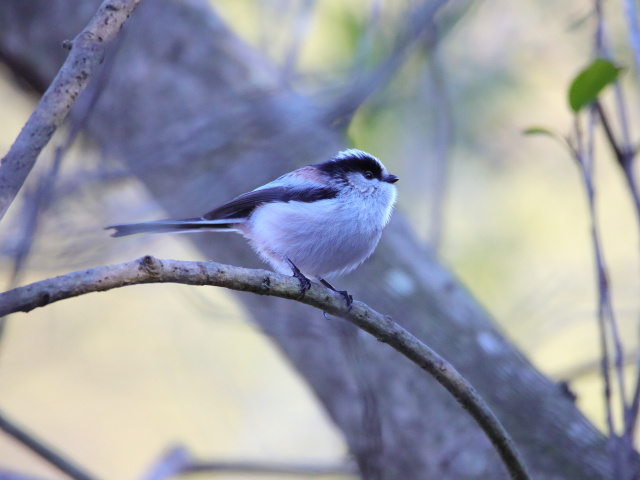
[363,171,374,180]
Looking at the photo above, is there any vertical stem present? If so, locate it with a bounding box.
[424,43,452,252]
[591,5,637,473]
[574,112,623,478]
[623,0,640,75]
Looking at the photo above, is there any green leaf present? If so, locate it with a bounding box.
[522,127,557,137]
[522,126,569,150]
[568,59,623,112]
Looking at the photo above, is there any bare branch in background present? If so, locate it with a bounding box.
[0,29,126,352]
[423,42,453,252]
[570,105,632,479]
[350,0,383,75]
[6,30,123,288]
[555,348,640,382]
[141,445,357,480]
[325,0,448,128]
[139,447,191,480]
[595,10,640,221]
[0,409,97,480]
[0,0,141,222]
[525,1,640,471]
[0,1,615,478]
[590,3,640,476]
[623,0,640,77]
[0,421,356,480]
[282,0,317,79]
[0,470,54,480]
[178,460,356,477]
[0,256,531,480]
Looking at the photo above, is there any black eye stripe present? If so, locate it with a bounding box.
[315,152,384,180]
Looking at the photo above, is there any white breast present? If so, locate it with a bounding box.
[240,182,396,279]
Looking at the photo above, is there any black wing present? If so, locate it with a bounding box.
[203,185,338,220]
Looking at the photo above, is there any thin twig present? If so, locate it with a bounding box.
[623,0,640,75]
[573,113,616,435]
[140,444,357,480]
[600,97,640,466]
[596,68,640,445]
[139,446,191,480]
[324,0,447,129]
[0,469,55,480]
[349,0,383,75]
[179,461,357,477]
[594,17,640,221]
[595,102,625,162]
[0,0,141,222]
[282,0,317,79]
[0,256,532,480]
[596,96,640,225]
[423,41,452,252]
[573,105,628,479]
[555,348,640,382]
[0,31,125,351]
[0,409,98,480]
[632,332,640,436]
[593,6,640,466]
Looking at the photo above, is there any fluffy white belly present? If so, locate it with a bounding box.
[243,200,382,278]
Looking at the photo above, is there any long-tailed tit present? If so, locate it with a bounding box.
[107,149,399,304]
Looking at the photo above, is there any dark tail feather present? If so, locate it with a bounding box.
[106,218,236,237]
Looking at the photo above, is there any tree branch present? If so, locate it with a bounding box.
[0,409,97,480]
[0,256,531,480]
[0,0,141,222]
[139,444,357,480]
[324,0,447,128]
[0,469,55,480]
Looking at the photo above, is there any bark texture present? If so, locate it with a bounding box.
[0,1,621,479]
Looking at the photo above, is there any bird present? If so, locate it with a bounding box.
[107,149,398,305]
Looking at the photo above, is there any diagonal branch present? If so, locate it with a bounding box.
[324,0,448,128]
[0,469,56,480]
[140,444,357,480]
[0,0,141,222]
[0,409,97,480]
[0,255,531,480]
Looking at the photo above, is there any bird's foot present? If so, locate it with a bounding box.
[284,257,311,299]
[336,289,353,307]
[292,269,312,300]
[319,278,353,309]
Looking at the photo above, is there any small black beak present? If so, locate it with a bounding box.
[385,174,399,184]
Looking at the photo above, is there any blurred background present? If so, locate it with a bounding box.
[0,0,639,478]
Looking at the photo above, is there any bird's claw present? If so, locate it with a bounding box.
[318,278,353,309]
[283,256,312,299]
[337,290,353,308]
[294,272,312,299]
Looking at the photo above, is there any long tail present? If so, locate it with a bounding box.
[106,218,241,237]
